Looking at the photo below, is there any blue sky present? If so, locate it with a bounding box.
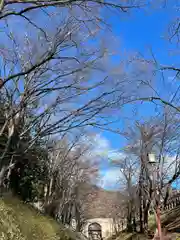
[98,4,180,190]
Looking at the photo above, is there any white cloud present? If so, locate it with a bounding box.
[82,133,111,159]
[99,168,121,190]
[83,134,126,189]
[81,134,127,190]
[92,134,111,155]
[107,151,125,161]
[85,133,125,161]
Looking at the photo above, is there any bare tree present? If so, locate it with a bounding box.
[0,12,130,190]
[0,0,142,20]
[112,154,139,232]
[43,132,99,229]
[124,1,180,113]
[117,109,179,232]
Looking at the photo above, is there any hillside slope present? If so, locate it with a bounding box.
[0,195,79,240]
[81,183,125,219]
[112,206,180,240]
[159,205,180,232]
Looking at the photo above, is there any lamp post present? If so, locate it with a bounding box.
[148,153,162,240]
[148,153,156,187]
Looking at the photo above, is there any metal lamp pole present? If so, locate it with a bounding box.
[148,153,162,240]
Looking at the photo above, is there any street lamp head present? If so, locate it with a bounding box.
[148,153,156,164]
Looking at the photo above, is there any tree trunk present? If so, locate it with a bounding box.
[139,183,144,233]
[143,207,149,234]
[0,165,7,194]
[139,202,143,232]
[139,163,144,233]
[133,216,137,232]
[164,185,170,208]
[127,201,133,232]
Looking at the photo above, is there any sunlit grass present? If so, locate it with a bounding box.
[0,194,76,240]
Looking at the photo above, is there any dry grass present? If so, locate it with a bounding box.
[0,195,77,240]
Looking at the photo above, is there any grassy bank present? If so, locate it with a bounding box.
[0,195,78,240]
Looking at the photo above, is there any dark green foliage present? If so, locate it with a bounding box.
[0,101,48,202]
[8,144,48,202]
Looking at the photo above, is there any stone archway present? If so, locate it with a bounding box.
[88,222,102,240]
